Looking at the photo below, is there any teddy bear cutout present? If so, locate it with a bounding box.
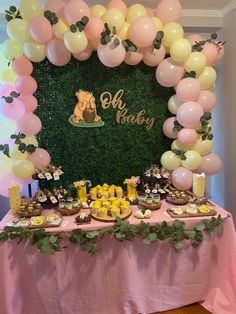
[72,90,102,124]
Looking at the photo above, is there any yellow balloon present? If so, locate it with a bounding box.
[7,18,30,43]
[0,154,12,176]
[102,9,125,33]
[91,4,106,18]
[117,22,130,40]
[2,39,23,61]
[126,4,147,24]
[192,139,213,156]
[21,136,38,147]
[0,118,16,140]
[10,146,28,161]
[53,19,69,40]
[64,31,88,54]
[170,38,192,62]
[162,23,184,48]
[12,159,34,180]
[197,66,217,90]
[0,68,18,85]
[171,140,193,152]
[184,52,206,76]
[151,17,163,31]
[19,0,43,21]
[161,151,181,171]
[0,50,9,71]
[23,41,46,62]
[181,151,202,170]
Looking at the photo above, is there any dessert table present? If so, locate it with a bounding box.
[0,202,236,314]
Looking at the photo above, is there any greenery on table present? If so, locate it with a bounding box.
[0,215,226,256]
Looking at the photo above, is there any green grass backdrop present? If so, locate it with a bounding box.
[33,52,174,187]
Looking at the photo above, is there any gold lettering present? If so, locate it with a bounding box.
[100,89,155,131]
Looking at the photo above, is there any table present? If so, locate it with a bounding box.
[0,201,236,314]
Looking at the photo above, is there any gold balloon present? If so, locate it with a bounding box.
[162,23,184,48]
[21,136,38,147]
[91,4,106,18]
[7,18,30,43]
[90,40,98,49]
[117,22,130,40]
[23,41,46,62]
[184,52,206,76]
[10,146,28,161]
[181,151,202,170]
[102,9,125,33]
[192,139,213,156]
[171,140,193,152]
[0,154,12,176]
[151,17,163,31]
[64,31,88,54]
[12,159,34,180]
[168,94,182,114]
[0,50,9,71]
[126,4,147,24]
[19,0,43,21]
[53,19,69,40]
[0,68,18,85]
[2,39,23,61]
[197,66,217,90]
[161,151,181,171]
[170,38,192,62]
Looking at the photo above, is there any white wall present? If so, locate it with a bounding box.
[212,8,236,223]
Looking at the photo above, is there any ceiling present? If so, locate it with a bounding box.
[0,0,234,11]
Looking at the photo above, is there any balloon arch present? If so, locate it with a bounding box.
[0,0,224,196]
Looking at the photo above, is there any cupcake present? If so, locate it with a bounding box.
[111,206,120,218]
[116,187,123,198]
[90,188,97,200]
[98,207,107,218]
[76,212,91,224]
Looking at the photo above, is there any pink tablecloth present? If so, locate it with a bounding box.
[0,202,236,314]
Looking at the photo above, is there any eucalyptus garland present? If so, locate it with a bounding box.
[0,215,226,256]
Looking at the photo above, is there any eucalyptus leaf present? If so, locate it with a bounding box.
[81,16,89,25]
[70,24,77,33]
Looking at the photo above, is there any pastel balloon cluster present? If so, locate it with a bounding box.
[160,33,223,190]
[0,0,225,195]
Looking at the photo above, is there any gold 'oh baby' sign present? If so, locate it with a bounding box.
[100,89,155,131]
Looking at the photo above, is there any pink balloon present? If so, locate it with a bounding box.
[197,153,222,175]
[64,0,90,25]
[177,128,198,146]
[28,148,51,170]
[215,44,225,62]
[146,7,155,17]
[46,39,71,66]
[107,0,127,16]
[97,37,126,67]
[163,117,178,139]
[12,57,33,76]
[156,57,184,87]
[1,98,25,120]
[44,0,65,14]
[187,34,203,46]
[0,174,23,197]
[197,90,216,112]
[129,16,156,48]
[73,43,93,61]
[15,76,37,95]
[143,45,166,67]
[17,113,42,136]
[176,78,201,102]
[202,42,218,66]
[156,0,182,25]
[0,85,18,98]
[124,48,144,65]
[18,95,38,113]
[29,16,53,44]
[177,101,203,128]
[171,167,193,190]
[85,17,104,41]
